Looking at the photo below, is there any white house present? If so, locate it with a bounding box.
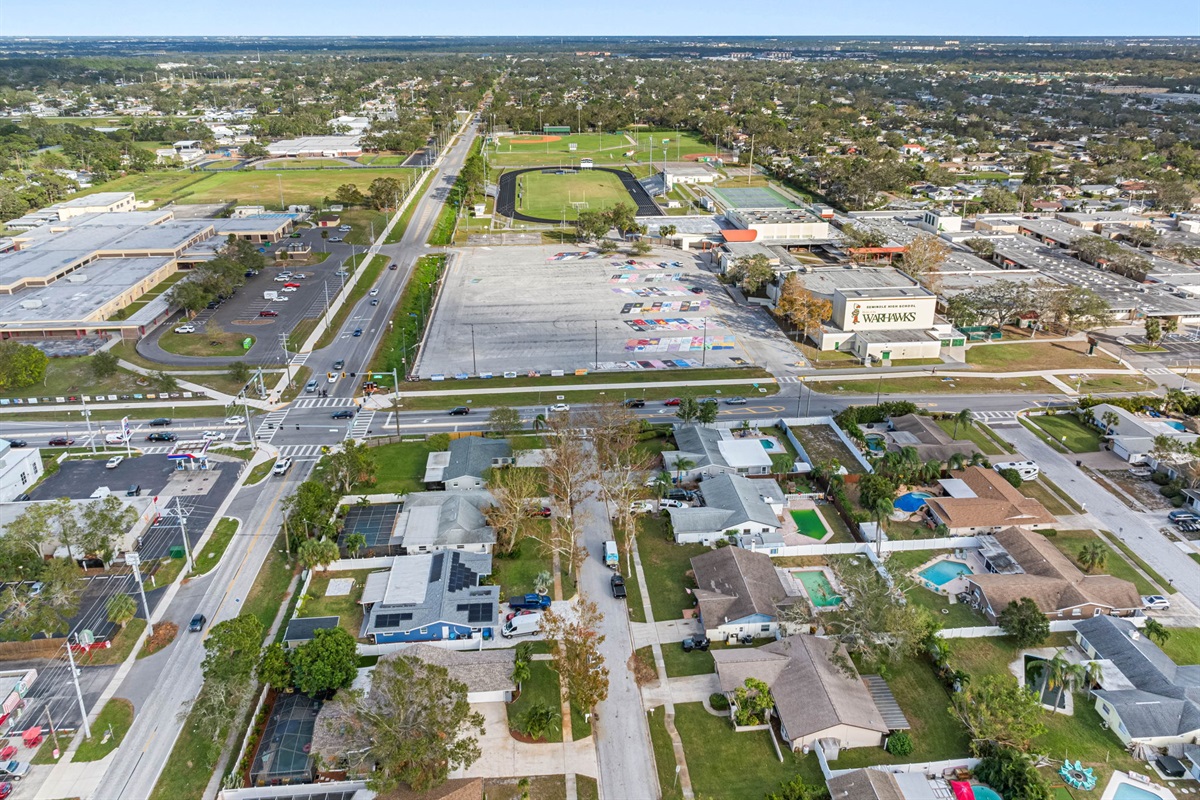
[0,441,42,503]
[667,473,783,545]
[1088,404,1198,466]
[663,425,772,481]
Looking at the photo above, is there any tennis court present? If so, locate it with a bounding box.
[709,185,798,209]
[339,502,401,549]
[249,692,322,786]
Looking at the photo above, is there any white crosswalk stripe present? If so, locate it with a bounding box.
[277,444,326,460]
[348,410,376,440]
[140,446,172,455]
[256,410,290,442]
[290,353,309,366]
[1144,368,1172,376]
[972,410,1017,421]
[292,397,355,409]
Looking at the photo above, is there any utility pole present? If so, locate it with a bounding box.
[240,392,257,452]
[470,324,478,376]
[279,333,294,388]
[276,173,284,210]
[748,133,754,186]
[391,368,402,439]
[66,637,92,739]
[81,394,95,454]
[176,498,193,573]
[125,552,153,637]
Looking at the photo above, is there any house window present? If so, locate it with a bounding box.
[419,627,428,635]
[1072,608,1082,617]
[761,624,771,632]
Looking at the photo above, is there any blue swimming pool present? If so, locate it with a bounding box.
[1165,420,1187,431]
[1113,783,1162,800]
[918,559,973,586]
[973,787,1003,800]
[893,491,933,513]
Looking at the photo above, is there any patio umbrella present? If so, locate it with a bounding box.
[21,726,42,746]
[951,781,976,800]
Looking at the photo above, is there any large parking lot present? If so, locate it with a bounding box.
[417,245,764,377]
[165,226,356,360]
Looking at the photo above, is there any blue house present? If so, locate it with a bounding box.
[360,551,499,645]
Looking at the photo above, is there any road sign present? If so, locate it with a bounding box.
[125,552,141,567]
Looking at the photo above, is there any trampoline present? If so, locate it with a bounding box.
[339,503,401,550]
[250,692,322,786]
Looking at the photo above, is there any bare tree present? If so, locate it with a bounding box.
[541,599,610,716]
[484,466,542,555]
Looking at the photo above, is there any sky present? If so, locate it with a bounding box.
[0,0,1197,38]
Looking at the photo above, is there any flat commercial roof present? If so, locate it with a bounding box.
[265,135,361,155]
[0,257,173,324]
[57,191,135,209]
[835,286,935,300]
[794,266,917,298]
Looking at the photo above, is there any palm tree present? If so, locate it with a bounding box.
[533,570,553,596]
[1101,410,1120,436]
[922,459,943,484]
[532,414,548,432]
[673,456,695,487]
[520,703,561,741]
[1077,541,1108,573]
[871,496,893,558]
[651,470,672,499]
[1164,389,1188,419]
[899,446,921,483]
[1032,650,1084,710]
[947,452,967,471]
[952,408,973,439]
[106,593,137,630]
[511,642,533,691]
[969,452,988,467]
[1083,660,1104,692]
[1144,618,1171,646]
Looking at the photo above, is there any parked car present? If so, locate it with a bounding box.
[725,396,747,405]
[660,498,689,509]
[629,499,655,514]
[281,286,298,292]
[501,612,542,639]
[663,398,681,406]
[507,593,552,611]
[1142,595,1171,610]
[289,232,302,238]
[332,409,355,419]
[174,324,196,334]
[0,761,29,780]
[682,636,710,653]
[273,457,293,476]
[689,286,704,294]
[224,416,245,425]
[624,398,646,408]
[667,488,696,502]
[149,418,171,427]
[548,403,570,412]
[105,456,123,469]
[305,379,319,393]
[48,437,75,446]
[610,574,627,599]
[449,406,470,416]
[338,225,352,232]
[28,582,43,598]
[1168,509,1197,523]
[0,780,13,797]
[126,484,141,497]
[258,310,279,317]
[284,282,301,288]
[146,432,176,442]
[328,236,343,243]
[188,614,206,632]
[4,439,26,448]
[244,269,259,277]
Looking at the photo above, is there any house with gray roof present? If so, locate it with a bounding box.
[360,552,499,645]
[663,424,772,482]
[389,491,497,554]
[380,644,516,703]
[713,636,893,753]
[667,473,784,545]
[1075,615,1200,747]
[690,546,790,640]
[423,437,513,490]
[827,769,905,800]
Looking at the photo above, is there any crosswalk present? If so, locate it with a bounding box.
[292,397,355,409]
[278,444,326,461]
[256,410,290,442]
[348,410,376,439]
[972,410,1019,426]
[290,353,309,366]
[1144,368,1173,376]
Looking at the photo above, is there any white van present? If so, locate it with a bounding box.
[501,611,542,639]
[994,460,1039,481]
[105,433,126,445]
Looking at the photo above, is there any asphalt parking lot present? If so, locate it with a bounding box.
[417,244,763,377]
[29,455,176,502]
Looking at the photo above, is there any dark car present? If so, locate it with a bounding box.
[4,439,27,448]
[623,398,646,408]
[449,406,470,416]
[149,418,171,427]
[667,488,695,502]
[258,310,279,317]
[126,484,141,497]
[507,593,552,611]
[689,287,704,294]
[610,574,627,599]
[389,263,398,270]
[147,432,176,442]
[188,613,206,632]
[332,409,355,420]
[333,360,345,370]
[48,437,75,447]
[682,635,711,652]
[352,328,363,337]
[244,269,258,277]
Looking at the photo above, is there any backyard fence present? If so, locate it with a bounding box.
[747,536,981,559]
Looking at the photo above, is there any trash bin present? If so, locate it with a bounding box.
[1076,460,1082,467]
[169,546,186,559]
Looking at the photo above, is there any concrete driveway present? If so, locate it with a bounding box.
[454,702,596,780]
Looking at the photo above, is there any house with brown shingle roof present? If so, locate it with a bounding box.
[827,769,905,800]
[690,547,790,641]
[923,466,1057,535]
[966,527,1141,622]
[713,636,892,753]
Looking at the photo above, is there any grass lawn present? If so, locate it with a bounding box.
[300,569,372,639]
[817,376,1059,396]
[491,536,555,599]
[1158,627,1200,664]
[936,419,1002,455]
[0,355,152,400]
[203,168,420,210]
[146,556,185,590]
[636,516,707,620]
[1077,375,1156,394]
[1028,414,1101,452]
[403,366,772,393]
[243,538,297,632]
[158,326,253,358]
[192,517,238,577]
[965,342,1118,372]
[244,458,277,486]
[905,587,990,628]
[797,344,862,369]
[514,169,636,221]
[791,424,865,473]
[370,254,446,375]
[507,661,563,743]
[397,383,777,412]
[84,617,147,666]
[1042,530,1158,595]
[648,706,683,800]
[662,643,715,678]
[74,698,134,762]
[1019,479,1073,517]
[673,702,824,800]
[1099,531,1170,591]
[360,439,433,495]
[337,207,389,247]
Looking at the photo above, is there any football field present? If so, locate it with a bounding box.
[515,169,634,221]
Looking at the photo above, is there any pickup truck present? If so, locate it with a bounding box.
[507,593,552,611]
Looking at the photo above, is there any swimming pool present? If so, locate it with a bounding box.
[1164,420,1187,432]
[973,787,1003,800]
[793,570,842,607]
[918,559,973,586]
[790,509,828,540]
[1113,784,1162,800]
[864,433,886,452]
[894,491,933,513]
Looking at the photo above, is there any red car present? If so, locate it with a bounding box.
[0,781,12,798]
[48,437,75,446]
[284,282,301,288]
[663,398,681,406]
[505,608,536,622]
[527,506,552,518]
[258,310,279,317]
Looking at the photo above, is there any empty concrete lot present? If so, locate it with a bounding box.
[418,245,760,377]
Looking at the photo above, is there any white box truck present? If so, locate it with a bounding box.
[501,611,542,639]
[604,540,619,570]
[263,290,279,300]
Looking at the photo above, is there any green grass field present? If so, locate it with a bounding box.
[1028,414,1101,452]
[489,130,721,168]
[516,169,634,221]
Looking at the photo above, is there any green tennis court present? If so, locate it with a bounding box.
[710,185,798,209]
[790,509,828,540]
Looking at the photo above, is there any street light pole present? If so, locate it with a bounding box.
[81,394,95,454]
[65,637,92,739]
[126,552,153,637]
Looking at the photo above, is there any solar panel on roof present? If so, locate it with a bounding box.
[429,551,445,581]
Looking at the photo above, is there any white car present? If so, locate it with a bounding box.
[548,403,570,413]
[1142,595,1171,610]
[369,288,379,296]
[105,456,123,469]
[273,457,293,476]
[292,273,307,280]
[104,433,126,444]
[660,498,689,509]
[174,324,196,334]
[629,499,655,514]
[281,286,297,292]
[327,373,338,383]
[224,415,245,425]
[273,275,290,282]
[202,431,226,441]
